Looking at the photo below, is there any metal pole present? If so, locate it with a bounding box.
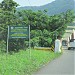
[7,26,9,53]
[29,25,31,59]
[29,25,30,49]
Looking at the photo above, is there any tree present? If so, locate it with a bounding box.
[64,10,75,23]
[0,0,19,40]
[0,0,19,52]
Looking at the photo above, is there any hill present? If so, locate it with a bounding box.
[17,0,75,15]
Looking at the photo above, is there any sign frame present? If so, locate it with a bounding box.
[7,25,30,53]
[9,26,29,39]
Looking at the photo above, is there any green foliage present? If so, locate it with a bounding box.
[0,0,19,11]
[31,29,52,47]
[8,39,26,52]
[43,29,49,37]
[0,0,19,40]
[47,38,52,45]
[44,38,52,47]
[0,40,6,53]
[0,49,61,75]
[0,0,20,52]
[31,37,39,47]
[0,0,75,52]
[31,30,42,38]
[39,36,52,47]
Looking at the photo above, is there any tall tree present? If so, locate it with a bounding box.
[0,0,19,40]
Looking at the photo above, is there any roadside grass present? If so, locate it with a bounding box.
[0,49,62,75]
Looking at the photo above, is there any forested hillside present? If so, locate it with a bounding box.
[17,0,74,15]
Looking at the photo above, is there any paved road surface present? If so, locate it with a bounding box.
[33,47,75,75]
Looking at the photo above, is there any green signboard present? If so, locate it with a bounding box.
[9,26,29,38]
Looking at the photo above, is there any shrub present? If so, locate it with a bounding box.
[31,37,39,48]
[8,39,26,52]
[39,36,52,47]
[0,40,6,53]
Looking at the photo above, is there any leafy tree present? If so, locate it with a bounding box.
[64,10,75,23]
[0,0,19,40]
[0,0,19,52]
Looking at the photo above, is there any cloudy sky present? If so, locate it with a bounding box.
[0,0,55,7]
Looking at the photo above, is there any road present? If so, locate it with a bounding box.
[33,47,75,75]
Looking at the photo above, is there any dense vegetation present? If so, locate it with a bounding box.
[0,0,75,52]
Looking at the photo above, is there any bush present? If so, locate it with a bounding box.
[31,37,39,48]
[31,30,42,38]
[0,40,6,53]
[24,41,29,49]
[39,36,52,47]
[8,39,26,52]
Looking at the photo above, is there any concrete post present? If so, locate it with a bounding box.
[55,39,61,53]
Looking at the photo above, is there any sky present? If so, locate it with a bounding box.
[0,0,55,7]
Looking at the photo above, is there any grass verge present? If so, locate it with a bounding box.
[0,49,62,75]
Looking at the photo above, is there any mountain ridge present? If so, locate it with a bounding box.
[17,0,75,15]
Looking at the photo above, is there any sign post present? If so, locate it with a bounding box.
[29,25,30,49]
[7,26,30,53]
[29,25,31,59]
[7,26,9,53]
